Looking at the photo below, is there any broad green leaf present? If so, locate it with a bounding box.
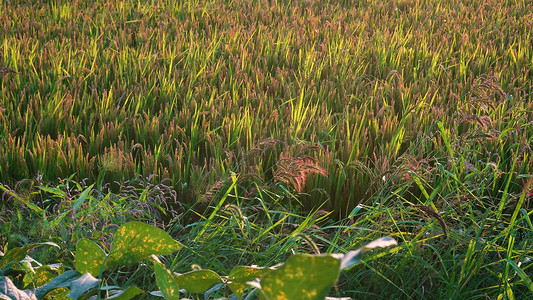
[258,255,340,300]
[75,238,107,277]
[0,242,59,269]
[23,264,62,289]
[340,237,397,270]
[35,270,81,299]
[67,273,100,299]
[174,269,223,294]
[228,266,270,300]
[107,222,182,268]
[0,276,37,300]
[153,261,180,299]
[43,288,70,299]
[106,286,144,299]
[73,184,94,213]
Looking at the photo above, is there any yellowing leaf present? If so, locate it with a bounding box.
[75,238,107,277]
[228,266,270,300]
[154,261,180,299]
[107,222,182,268]
[258,255,340,300]
[0,242,59,269]
[174,269,223,294]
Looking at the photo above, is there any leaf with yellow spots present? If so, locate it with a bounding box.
[174,269,223,294]
[153,260,180,299]
[23,264,63,289]
[107,221,182,268]
[228,266,271,300]
[258,255,340,300]
[0,242,59,269]
[75,238,107,277]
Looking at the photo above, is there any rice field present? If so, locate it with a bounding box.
[1,0,532,298]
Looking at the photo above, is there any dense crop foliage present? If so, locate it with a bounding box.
[1,0,532,298]
[2,0,530,214]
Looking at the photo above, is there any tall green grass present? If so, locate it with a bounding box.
[2,0,531,216]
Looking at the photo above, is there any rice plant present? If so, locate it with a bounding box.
[1,0,532,298]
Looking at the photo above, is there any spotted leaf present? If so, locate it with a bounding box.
[107,222,182,268]
[23,264,63,289]
[258,255,340,300]
[75,238,107,277]
[174,269,223,294]
[0,242,59,270]
[154,261,180,299]
[228,266,271,299]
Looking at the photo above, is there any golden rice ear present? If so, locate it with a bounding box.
[461,114,493,129]
[477,116,493,128]
[468,74,508,111]
[0,67,19,76]
[274,155,327,192]
[412,205,448,238]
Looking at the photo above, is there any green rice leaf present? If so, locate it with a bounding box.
[506,260,533,293]
[341,237,397,270]
[73,184,94,213]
